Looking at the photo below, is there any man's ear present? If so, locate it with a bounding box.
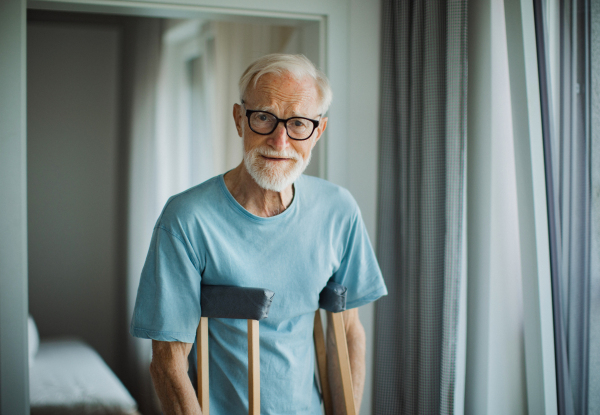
[233,103,243,137]
[312,117,328,146]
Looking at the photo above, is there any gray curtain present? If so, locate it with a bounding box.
[373,1,467,414]
[590,2,600,414]
[535,0,597,414]
[558,2,592,411]
[588,0,600,414]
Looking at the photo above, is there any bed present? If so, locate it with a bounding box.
[29,317,139,415]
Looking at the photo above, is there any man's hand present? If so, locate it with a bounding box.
[327,308,366,415]
[150,340,202,415]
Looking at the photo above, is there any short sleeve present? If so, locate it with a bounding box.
[332,207,388,309]
[130,226,201,343]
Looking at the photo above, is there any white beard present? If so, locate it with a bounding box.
[244,146,311,192]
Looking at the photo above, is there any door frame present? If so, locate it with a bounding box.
[1,0,351,413]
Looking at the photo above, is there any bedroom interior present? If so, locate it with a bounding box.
[3,0,598,414]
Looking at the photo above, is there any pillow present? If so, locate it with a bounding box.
[28,315,40,367]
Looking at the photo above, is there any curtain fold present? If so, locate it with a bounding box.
[374,1,467,414]
[589,3,600,414]
[535,0,596,413]
[588,0,600,414]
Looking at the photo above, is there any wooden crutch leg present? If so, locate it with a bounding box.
[248,319,260,415]
[197,318,261,415]
[197,317,209,414]
[314,311,356,415]
[329,311,356,415]
[314,310,333,415]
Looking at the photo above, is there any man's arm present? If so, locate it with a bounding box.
[150,340,202,415]
[327,308,366,415]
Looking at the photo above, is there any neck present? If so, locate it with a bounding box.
[224,163,294,218]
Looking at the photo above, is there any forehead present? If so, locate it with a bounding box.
[245,72,320,115]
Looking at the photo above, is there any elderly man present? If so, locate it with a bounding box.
[130,54,387,415]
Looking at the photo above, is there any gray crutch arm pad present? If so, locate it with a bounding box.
[318,281,347,313]
[200,285,275,321]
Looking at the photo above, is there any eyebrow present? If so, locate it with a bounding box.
[243,100,320,119]
[253,104,277,113]
[242,100,322,120]
[253,106,321,120]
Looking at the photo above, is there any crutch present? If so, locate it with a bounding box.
[196,285,275,415]
[314,281,356,415]
[196,283,354,415]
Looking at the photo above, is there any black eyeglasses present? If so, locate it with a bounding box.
[242,103,320,141]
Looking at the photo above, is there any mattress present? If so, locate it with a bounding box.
[29,339,138,415]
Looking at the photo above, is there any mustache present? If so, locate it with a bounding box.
[253,147,302,162]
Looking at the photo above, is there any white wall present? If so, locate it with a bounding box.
[346,0,380,414]
[27,21,122,371]
[0,0,29,412]
[465,0,528,413]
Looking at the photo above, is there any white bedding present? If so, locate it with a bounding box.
[29,339,138,415]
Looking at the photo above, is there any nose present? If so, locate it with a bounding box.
[268,121,290,150]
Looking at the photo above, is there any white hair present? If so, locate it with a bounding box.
[238,53,333,115]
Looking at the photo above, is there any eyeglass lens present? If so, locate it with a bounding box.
[249,112,314,139]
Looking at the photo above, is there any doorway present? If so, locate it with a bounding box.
[26,7,324,413]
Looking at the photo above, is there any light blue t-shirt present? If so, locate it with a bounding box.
[130,174,387,414]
